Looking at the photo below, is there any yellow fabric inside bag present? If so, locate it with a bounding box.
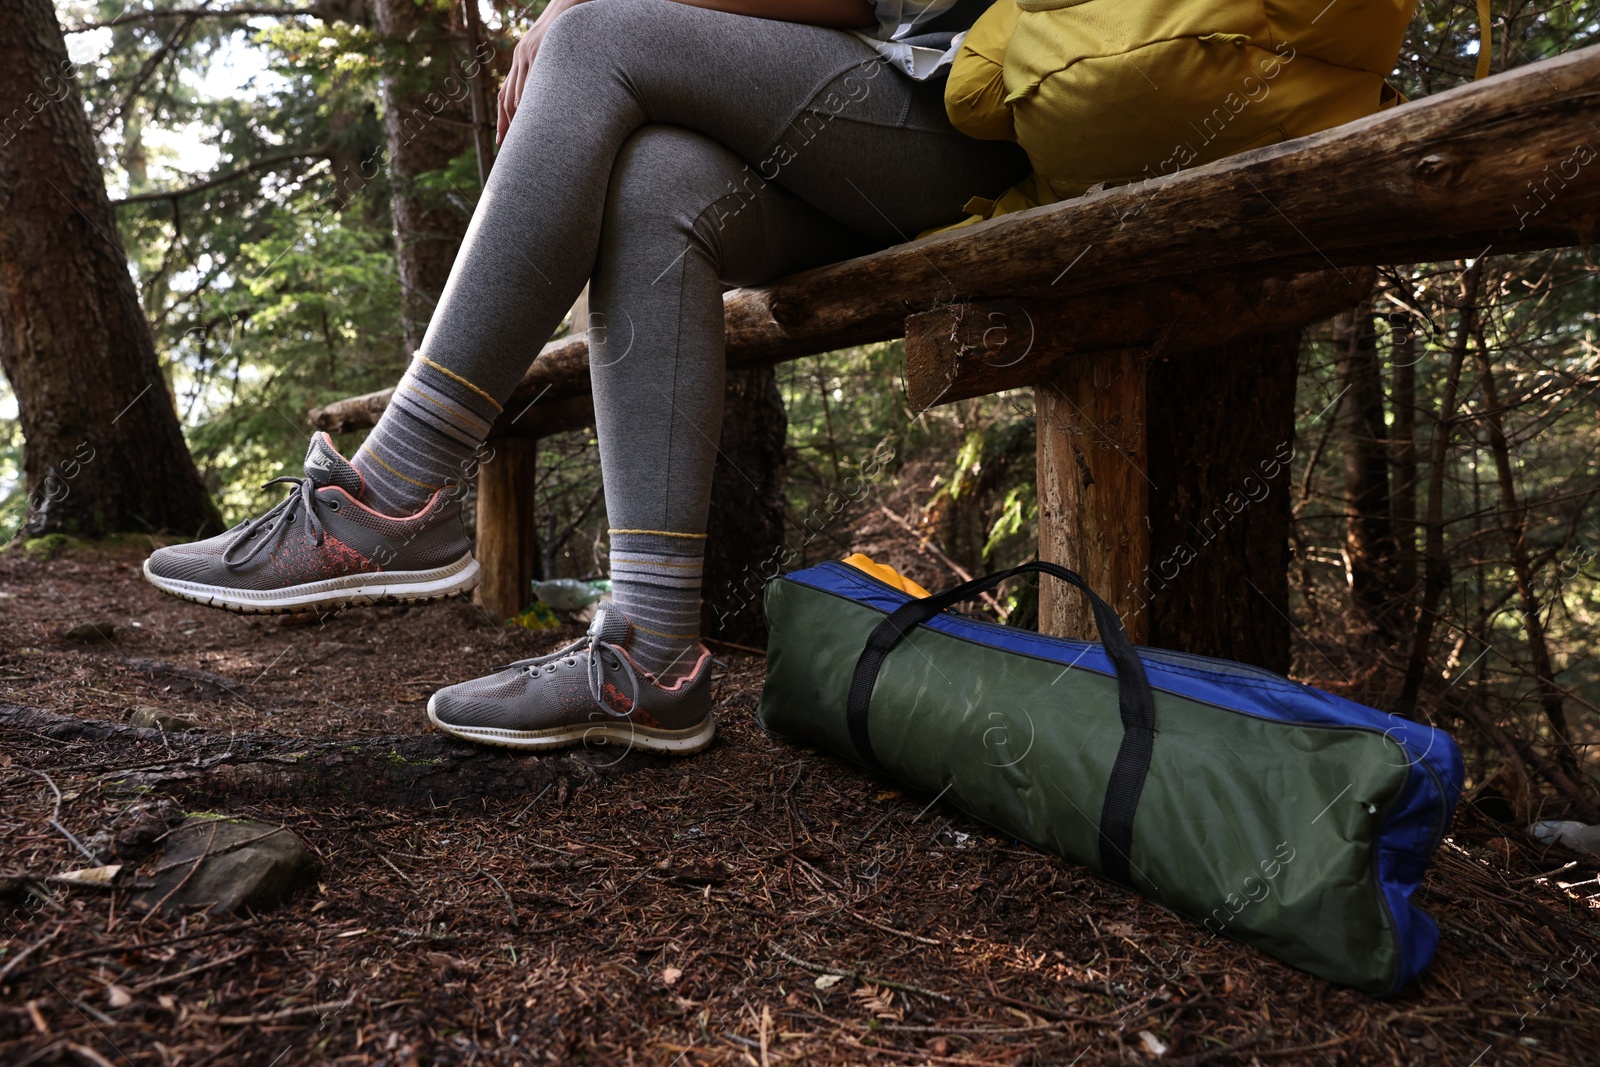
[841,553,933,599]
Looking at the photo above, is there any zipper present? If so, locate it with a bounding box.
[1134,645,1293,684]
[818,561,1306,692]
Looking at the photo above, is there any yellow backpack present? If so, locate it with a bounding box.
[945,0,1420,219]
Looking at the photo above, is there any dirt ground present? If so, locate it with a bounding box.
[2,539,1599,1066]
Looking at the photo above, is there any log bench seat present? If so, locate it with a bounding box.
[310,45,1600,668]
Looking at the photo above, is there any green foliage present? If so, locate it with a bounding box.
[22,533,72,559]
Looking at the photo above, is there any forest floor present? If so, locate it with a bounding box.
[2,536,1599,1067]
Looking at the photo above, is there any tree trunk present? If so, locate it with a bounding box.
[372,0,477,356]
[1401,263,1479,716]
[1144,331,1300,673]
[0,0,222,540]
[1474,336,1578,774]
[1334,301,1399,639]
[1389,306,1420,603]
[1034,332,1300,672]
[703,366,788,646]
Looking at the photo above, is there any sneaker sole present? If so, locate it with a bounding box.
[142,553,480,615]
[425,695,716,756]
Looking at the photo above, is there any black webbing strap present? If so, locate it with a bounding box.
[846,561,1157,887]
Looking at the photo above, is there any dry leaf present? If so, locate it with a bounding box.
[661,967,682,986]
[51,864,122,886]
[813,973,843,990]
[1138,1030,1168,1058]
[106,984,133,1009]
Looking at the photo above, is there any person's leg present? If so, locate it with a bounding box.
[590,127,877,680]
[355,0,1027,516]
[428,125,873,748]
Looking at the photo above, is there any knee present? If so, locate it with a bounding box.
[604,127,761,246]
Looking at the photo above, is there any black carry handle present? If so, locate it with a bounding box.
[846,560,1157,887]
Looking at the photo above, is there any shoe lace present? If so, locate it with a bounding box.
[222,476,331,569]
[503,619,641,717]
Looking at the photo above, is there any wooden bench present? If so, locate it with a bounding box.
[312,45,1600,666]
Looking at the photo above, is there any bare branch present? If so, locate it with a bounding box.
[112,144,332,205]
[95,9,204,134]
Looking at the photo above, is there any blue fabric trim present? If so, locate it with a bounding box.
[784,561,1465,992]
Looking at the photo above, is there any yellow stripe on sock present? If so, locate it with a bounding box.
[414,355,503,412]
[609,528,708,539]
[359,443,445,490]
[402,383,491,433]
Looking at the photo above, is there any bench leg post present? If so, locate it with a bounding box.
[1033,333,1299,672]
[474,437,540,621]
[1035,349,1151,642]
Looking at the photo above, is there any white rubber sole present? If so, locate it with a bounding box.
[426,695,716,755]
[143,553,480,615]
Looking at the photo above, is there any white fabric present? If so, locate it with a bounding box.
[853,0,975,80]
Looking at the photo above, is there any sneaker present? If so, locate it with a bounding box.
[427,609,716,754]
[143,433,478,614]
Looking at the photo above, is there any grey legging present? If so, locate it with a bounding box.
[421,0,1028,531]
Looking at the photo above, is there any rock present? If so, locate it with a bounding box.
[310,640,374,661]
[63,621,117,642]
[113,800,187,859]
[137,817,315,916]
[1531,820,1600,857]
[128,706,196,732]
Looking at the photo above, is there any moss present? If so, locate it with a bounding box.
[385,749,443,767]
[22,533,72,559]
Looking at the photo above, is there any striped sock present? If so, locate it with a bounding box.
[607,529,706,683]
[355,354,502,516]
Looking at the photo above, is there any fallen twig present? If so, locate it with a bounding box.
[0,931,58,987]
[204,996,356,1026]
[478,867,520,928]
[769,941,952,1003]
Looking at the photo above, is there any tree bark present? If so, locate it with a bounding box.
[702,366,788,645]
[0,0,222,540]
[372,0,477,355]
[1035,350,1150,643]
[903,270,1368,412]
[475,437,541,620]
[1334,301,1399,639]
[1144,331,1300,673]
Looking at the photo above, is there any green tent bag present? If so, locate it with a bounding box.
[757,559,1462,994]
